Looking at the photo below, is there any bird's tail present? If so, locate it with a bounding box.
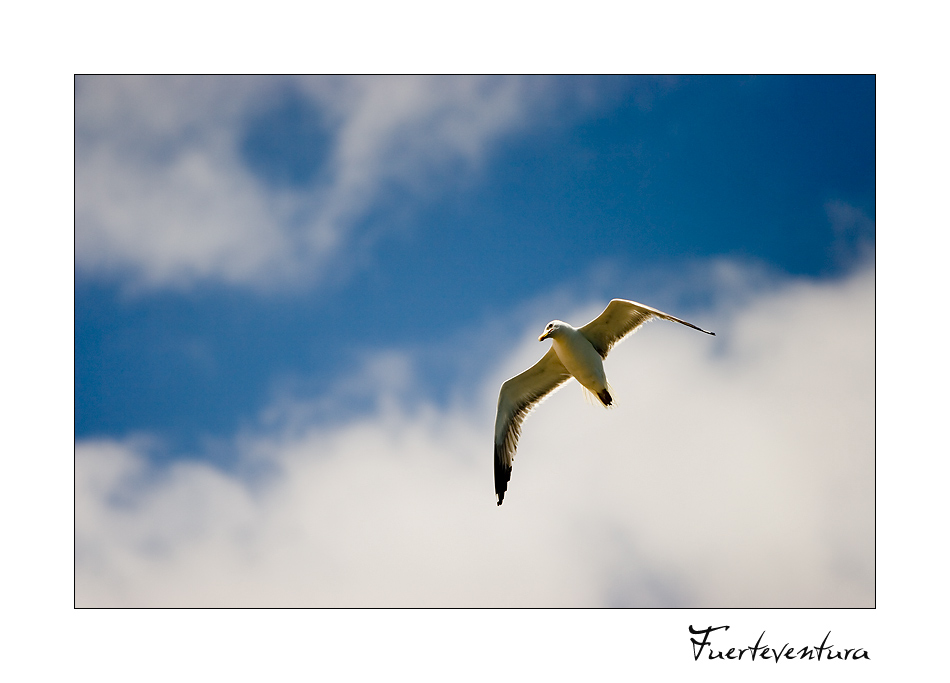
[582,382,615,408]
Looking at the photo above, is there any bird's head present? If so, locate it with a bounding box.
[539,320,565,342]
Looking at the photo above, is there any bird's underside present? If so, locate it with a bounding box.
[493,298,714,505]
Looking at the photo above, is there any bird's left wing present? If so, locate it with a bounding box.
[494,347,572,505]
[578,298,715,359]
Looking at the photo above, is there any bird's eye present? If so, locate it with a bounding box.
[546,324,552,330]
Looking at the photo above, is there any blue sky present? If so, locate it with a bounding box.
[74,75,875,607]
[76,75,874,454]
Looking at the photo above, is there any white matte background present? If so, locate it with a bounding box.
[3,1,942,680]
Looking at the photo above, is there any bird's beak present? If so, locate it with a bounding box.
[538,331,549,342]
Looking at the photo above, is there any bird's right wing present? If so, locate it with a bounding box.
[494,347,572,505]
[579,298,715,359]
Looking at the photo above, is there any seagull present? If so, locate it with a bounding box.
[493,299,715,505]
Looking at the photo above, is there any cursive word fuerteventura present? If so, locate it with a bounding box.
[689,625,869,662]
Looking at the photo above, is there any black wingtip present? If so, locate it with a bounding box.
[494,443,511,506]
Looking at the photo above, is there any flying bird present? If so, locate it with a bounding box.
[493,299,715,505]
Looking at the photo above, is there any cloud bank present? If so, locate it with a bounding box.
[75,262,874,607]
[74,76,542,290]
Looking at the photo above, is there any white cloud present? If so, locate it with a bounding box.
[75,263,874,607]
[75,76,542,291]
